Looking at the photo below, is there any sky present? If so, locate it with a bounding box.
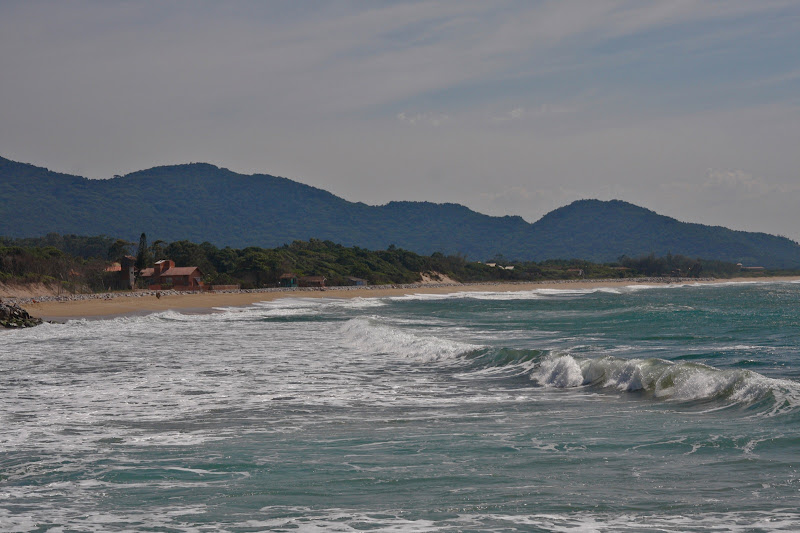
[2,1,799,239]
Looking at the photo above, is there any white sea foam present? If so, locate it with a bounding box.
[618,283,669,292]
[340,317,477,362]
[255,296,386,310]
[391,287,632,302]
[391,283,739,302]
[209,296,388,319]
[708,280,764,287]
[532,355,585,388]
[476,511,800,533]
[9,507,797,533]
[389,291,542,301]
[150,507,800,533]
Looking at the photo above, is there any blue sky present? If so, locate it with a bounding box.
[2,1,799,239]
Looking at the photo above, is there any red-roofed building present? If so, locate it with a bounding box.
[140,259,205,290]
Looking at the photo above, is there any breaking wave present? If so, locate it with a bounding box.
[340,318,477,362]
[390,287,627,302]
[217,508,800,533]
[530,353,800,416]
[388,282,728,302]
[339,318,800,415]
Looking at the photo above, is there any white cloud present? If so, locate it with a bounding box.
[704,169,770,194]
[702,169,800,197]
[396,112,450,127]
[492,104,578,122]
[480,185,532,203]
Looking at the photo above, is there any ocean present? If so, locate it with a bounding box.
[2,281,800,532]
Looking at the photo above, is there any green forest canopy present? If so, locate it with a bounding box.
[1,233,779,292]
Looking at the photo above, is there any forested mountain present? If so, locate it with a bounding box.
[2,155,800,268]
[525,200,800,268]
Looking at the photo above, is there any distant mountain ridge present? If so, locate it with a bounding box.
[2,155,799,268]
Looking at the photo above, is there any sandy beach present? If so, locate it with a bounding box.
[13,276,800,322]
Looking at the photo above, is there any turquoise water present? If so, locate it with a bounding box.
[2,282,800,531]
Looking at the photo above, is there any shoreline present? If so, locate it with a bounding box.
[13,276,800,322]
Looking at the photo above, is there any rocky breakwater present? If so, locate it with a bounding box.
[0,300,43,328]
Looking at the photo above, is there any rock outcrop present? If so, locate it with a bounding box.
[0,301,43,328]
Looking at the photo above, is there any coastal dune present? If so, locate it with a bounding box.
[17,276,800,321]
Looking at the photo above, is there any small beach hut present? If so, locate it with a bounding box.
[279,273,298,288]
[299,276,326,288]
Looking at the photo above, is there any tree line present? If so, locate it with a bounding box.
[0,233,779,293]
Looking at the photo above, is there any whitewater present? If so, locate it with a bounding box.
[2,281,800,531]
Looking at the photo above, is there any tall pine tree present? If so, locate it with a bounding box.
[135,233,150,271]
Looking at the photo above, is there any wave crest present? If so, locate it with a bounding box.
[340,318,477,362]
[533,355,584,388]
[337,319,800,415]
[530,353,800,415]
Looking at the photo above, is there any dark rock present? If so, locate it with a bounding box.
[0,301,43,328]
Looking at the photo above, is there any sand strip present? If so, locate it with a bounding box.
[17,276,800,321]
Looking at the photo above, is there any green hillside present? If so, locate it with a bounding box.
[2,156,799,268]
[527,199,800,267]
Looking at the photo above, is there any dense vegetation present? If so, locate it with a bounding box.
[1,234,782,294]
[2,233,117,260]
[0,243,107,292]
[3,156,800,268]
